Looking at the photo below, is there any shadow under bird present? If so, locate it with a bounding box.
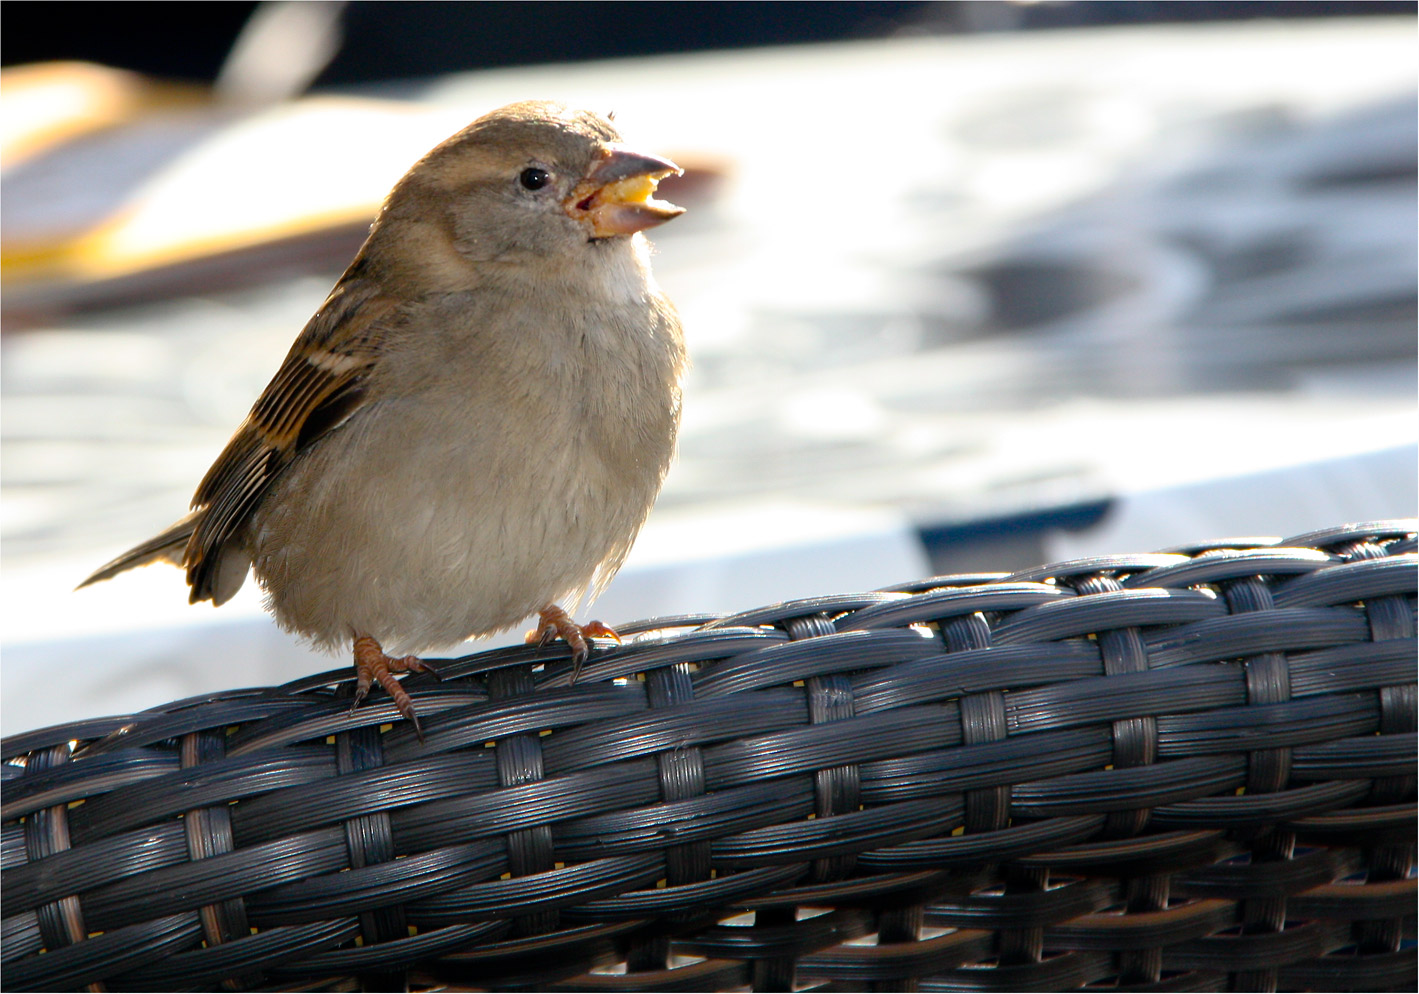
[81,100,687,738]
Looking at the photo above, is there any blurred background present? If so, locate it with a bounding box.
[3,1,1415,732]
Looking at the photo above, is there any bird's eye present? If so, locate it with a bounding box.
[519,167,550,190]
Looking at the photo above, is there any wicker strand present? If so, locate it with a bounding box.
[2,520,1415,992]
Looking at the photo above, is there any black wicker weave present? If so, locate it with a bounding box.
[3,520,1415,992]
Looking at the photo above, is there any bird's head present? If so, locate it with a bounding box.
[383,100,683,265]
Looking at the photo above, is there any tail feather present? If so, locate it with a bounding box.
[78,511,199,589]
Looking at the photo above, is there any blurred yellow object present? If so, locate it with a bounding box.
[0,61,203,167]
[2,70,470,304]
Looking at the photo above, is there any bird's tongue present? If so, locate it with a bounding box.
[578,173,661,212]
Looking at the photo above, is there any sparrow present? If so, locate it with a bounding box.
[81,100,687,737]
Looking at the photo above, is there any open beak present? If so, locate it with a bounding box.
[564,145,684,238]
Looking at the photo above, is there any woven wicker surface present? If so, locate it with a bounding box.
[3,520,1415,992]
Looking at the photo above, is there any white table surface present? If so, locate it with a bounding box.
[4,18,1414,733]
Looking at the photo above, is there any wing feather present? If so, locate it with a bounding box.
[184,272,399,602]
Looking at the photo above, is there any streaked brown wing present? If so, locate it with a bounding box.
[184,273,399,602]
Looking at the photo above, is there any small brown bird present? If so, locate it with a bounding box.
[81,101,687,736]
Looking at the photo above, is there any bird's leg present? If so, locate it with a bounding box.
[526,603,620,682]
[351,635,439,740]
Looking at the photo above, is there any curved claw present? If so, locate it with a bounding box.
[526,604,620,682]
[351,636,436,742]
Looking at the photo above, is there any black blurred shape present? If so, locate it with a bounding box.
[2,2,1412,85]
[1,2,261,80]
